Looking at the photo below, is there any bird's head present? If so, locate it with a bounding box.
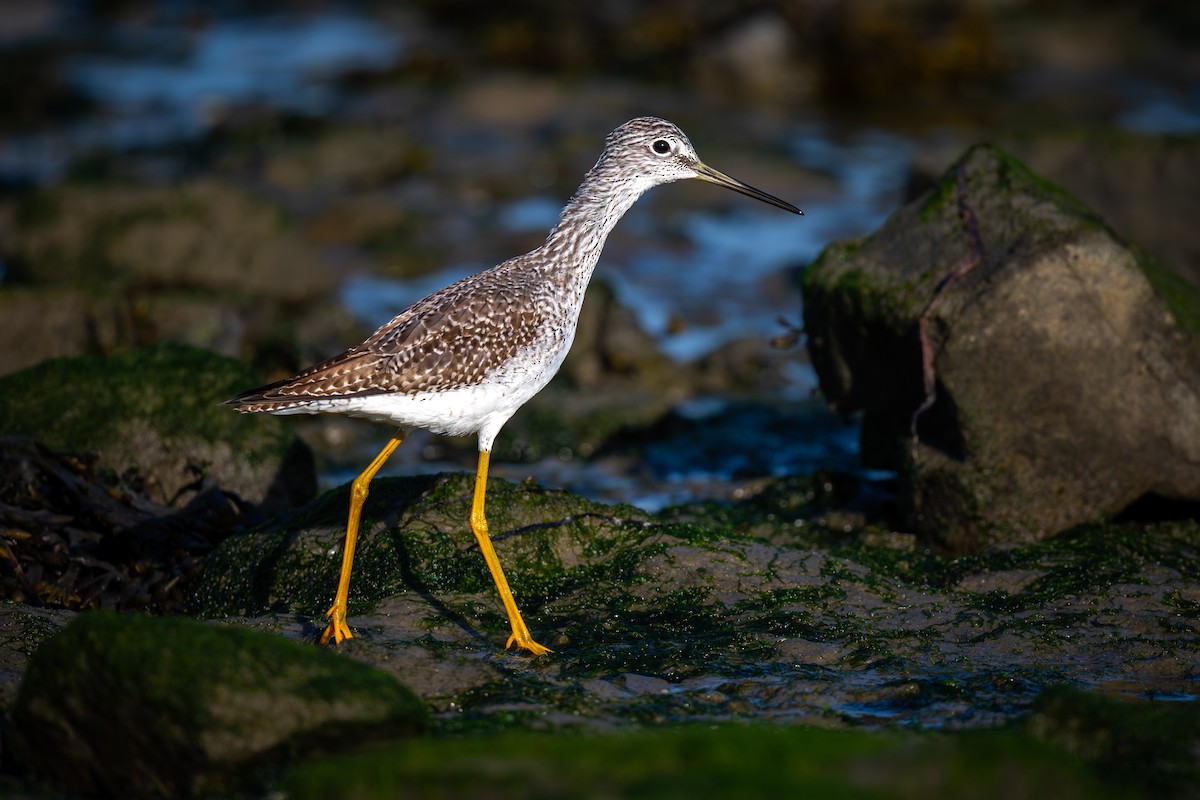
[601,117,802,215]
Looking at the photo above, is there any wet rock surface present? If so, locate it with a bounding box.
[6,467,1193,796]
[189,472,1199,732]
[802,144,1200,551]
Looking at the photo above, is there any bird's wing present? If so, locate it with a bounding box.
[226,262,551,408]
[363,268,550,394]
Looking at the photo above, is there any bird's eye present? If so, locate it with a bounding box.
[652,139,672,155]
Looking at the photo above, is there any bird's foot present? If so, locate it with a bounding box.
[319,603,354,646]
[506,631,552,657]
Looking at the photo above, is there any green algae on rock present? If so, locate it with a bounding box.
[802,144,1200,552]
[0,343,315,516]
[13,610,428,798]
[189,471,661,621]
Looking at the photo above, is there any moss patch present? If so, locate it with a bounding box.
[285,722,1126,800]
[0,343,315,511]
[0,343,263,451]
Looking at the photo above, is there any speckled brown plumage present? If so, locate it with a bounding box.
[227,253,562,411]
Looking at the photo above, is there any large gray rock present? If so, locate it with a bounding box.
[802,144,1200,552]
[1013,132,1200,292]
[13,611,428,798]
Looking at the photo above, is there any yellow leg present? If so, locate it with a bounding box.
[470,450,552,656]
[319,431,405,646]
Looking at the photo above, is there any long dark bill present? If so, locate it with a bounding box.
[696,163,803,215]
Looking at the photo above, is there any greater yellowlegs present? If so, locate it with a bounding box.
[227,117,802,655]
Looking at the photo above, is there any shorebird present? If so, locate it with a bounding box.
[226,117,802,655]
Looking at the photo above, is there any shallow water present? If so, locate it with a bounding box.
[320,396,870,512]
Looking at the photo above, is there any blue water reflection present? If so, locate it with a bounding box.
[67,14,403,123]
[0,11,404,182]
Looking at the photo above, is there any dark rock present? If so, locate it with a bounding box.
[13,611,428,798]
[1,179,332,301]
[804,0,1005,111]
[0,344,316,517]
[802,144,1200,551]
[0,435,258,613]
[0,287,123,377]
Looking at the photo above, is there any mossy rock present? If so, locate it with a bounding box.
[13,611,428,798]
[1008,129,1200,296]
[190,463,1200,719]
[1029,685,1200,797]
[0,343,315,515]
[283,685,1198,799]
[189,471,663,621]
[284,720,1124,800]
[802,143,1200,551]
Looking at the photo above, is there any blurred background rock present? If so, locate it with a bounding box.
[0,0,1195,511]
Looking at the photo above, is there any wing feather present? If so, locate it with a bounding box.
[226,257,554,410]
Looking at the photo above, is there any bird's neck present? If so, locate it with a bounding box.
[540,161,649,280]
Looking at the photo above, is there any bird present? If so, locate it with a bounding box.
[226,117,802,656]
